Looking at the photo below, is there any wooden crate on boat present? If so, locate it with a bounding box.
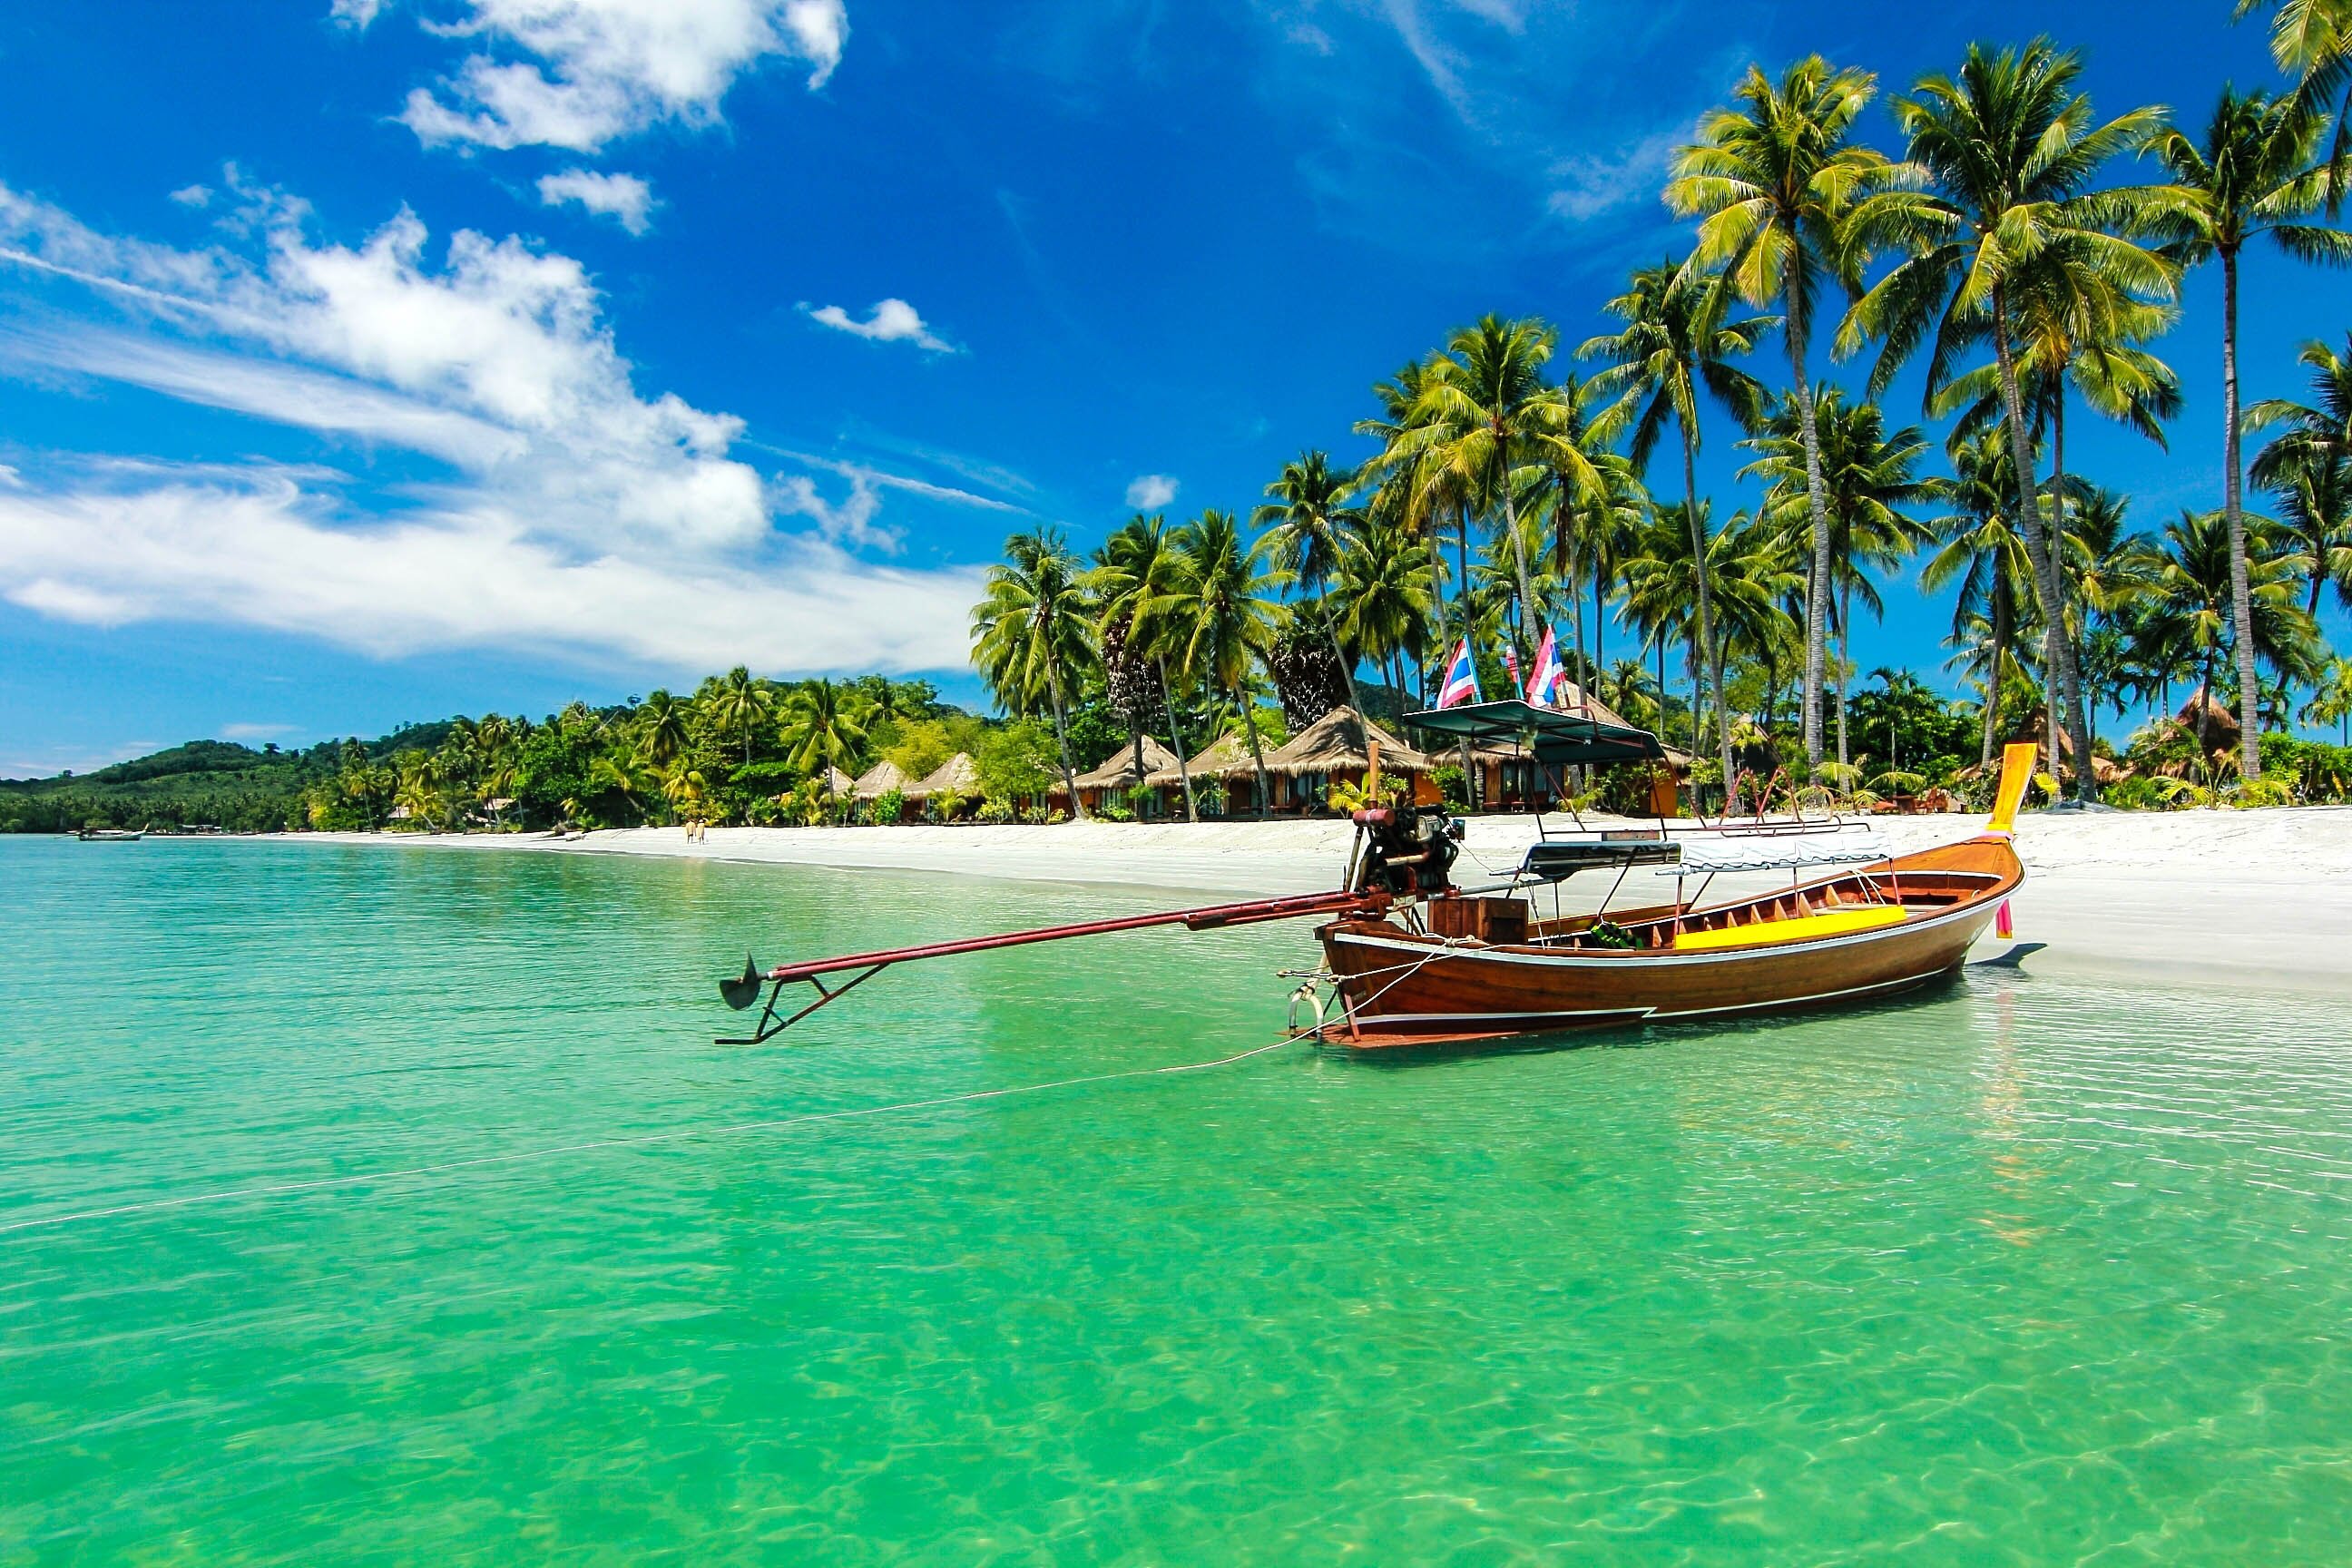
[1427,896,1529,945]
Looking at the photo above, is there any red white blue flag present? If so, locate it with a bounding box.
[1436,638,1481,709]
[1526,625,1563,706]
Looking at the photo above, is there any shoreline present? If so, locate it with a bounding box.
[211,807,2352,998]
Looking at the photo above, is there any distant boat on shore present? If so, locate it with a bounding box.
[75,827,145,842]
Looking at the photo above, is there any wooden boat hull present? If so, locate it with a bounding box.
[1315,835,2023,1048]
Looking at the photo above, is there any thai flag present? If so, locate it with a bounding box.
[1436,638,1481,709]
[1526,625,1563,706]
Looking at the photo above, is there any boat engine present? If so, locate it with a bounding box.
[1350,805,1463,897]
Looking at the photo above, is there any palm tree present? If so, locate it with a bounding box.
[2249,335,2352,616]
[1740,387,1934,769]
[1582,261,1774,786]
[1668,54,1891,769]
[780,679,872,804]
[1407,316,1594,656]
[1355,358,1461,662]
[1252,452,1367,714]
[1931,235,2181,772]
[2235,0,2352,161]
[1922,429,2042,765]
[1839,39,2171,798]
[635,690,691,766]
[971,528,1096,818]
[1622,502,1798,787]
[704,666,774,769]
[2142,507,2326,751]
[1331,512,1438,711]
[1091,513,1200,821]
[2304,654,2352,741]
[1167,510,1287,817]
[2151,86,2352,778]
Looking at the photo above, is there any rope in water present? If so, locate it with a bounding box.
[0,1035,1306,1239]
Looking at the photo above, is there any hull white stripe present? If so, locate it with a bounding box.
[1343,969,1956,1037]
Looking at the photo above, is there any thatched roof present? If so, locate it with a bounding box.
[1071,736,1183,789]
[1548,679,1647,737]
[1148,730,1257,787]
[850,759,909,800]
[1262,706,1430,776]
[2176,687,2242,747]
[821,765,858,796]
[904,751,979,799]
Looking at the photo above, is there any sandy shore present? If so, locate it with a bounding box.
[284,806,2352,998]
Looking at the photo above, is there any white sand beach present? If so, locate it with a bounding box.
[291,807,2352,997]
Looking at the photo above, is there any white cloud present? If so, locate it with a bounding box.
[772,471,897,552]
[0,474,978,673]
[220,722,297,741]
[803,298,956,353]
[1544,127,1681,223]
[1124,473,1178,510]
[2,328,526,468]
[0,181,989,678]
[0,463,20,488]
[330,0,386,28]
[168,184,213,210]
[393,0,848,153]
[535,168,656,234]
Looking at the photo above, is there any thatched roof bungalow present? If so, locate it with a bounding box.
[1142,730,1265,817]
[904,752,980,817]
[1057,737,1184,818]
[1259,706,1432,811]
[850,759,909,800]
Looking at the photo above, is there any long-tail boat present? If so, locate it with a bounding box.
[717,704,2034,1052]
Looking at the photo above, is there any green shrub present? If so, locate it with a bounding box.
[2232,777,2296,809]
[873,788,905,823]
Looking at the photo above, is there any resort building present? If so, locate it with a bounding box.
[903,752,981,820]
[1054,736,1184,818]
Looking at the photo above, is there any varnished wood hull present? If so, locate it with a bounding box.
[1316,834,2024,1048]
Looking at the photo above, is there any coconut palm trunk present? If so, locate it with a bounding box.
[1681,433,1734,793]
[2047,394,2072,782]
[1156,654,1197,823]
[2222,247,2264,779]
[1789,316,1835,770]
[1980,579,2012,768]
[1324,610,1361,719]
[1238,686,1272,818]
[1503,485,1544,665]
[1991,295,2093,799]
[1043,659,1087,820]
[1837,576,1851,771]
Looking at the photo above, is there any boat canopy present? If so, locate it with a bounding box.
[1406,699,1666,767]
[1657,835,1891,875]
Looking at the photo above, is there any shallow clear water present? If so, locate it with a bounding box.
[4,837,2350,1565]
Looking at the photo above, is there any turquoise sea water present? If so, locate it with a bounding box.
[4,836,2350,1565]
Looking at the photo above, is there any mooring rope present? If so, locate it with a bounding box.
[0,1035,1304,1239]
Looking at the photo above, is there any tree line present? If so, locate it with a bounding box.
[975,17,2352,811]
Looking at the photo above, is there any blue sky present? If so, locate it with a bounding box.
[0,0,2341,775]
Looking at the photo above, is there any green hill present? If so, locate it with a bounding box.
[2,723,454,834]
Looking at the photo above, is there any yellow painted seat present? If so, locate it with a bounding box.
[1672,904,1907,952]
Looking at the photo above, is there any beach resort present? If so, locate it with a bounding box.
[8,0,2352,1563]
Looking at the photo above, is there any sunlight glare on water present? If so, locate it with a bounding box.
[4,837,2349,1565]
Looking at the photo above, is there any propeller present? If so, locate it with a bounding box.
[720,953,767,1010]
